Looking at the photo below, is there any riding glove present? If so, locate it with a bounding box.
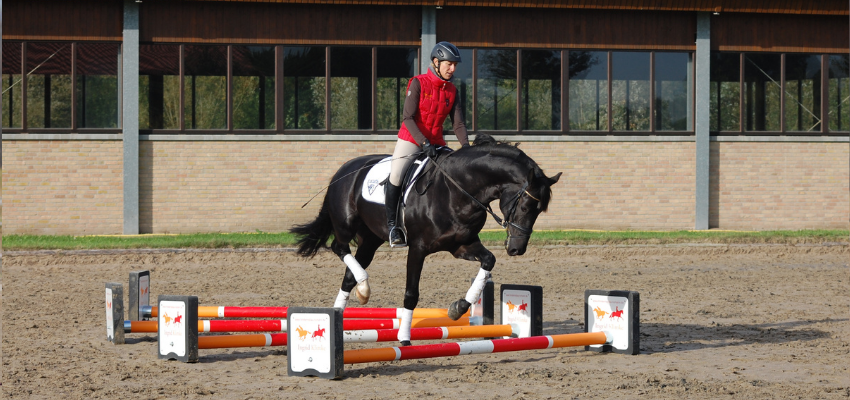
[421,141,437,159]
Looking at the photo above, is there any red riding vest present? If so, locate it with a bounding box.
[397,69,457,147]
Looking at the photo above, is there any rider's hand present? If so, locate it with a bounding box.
[421,141,437,159]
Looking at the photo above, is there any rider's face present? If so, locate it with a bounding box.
[434,60,458,79]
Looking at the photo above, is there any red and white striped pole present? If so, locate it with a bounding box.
[125,316,478,333]
[343,331,611,364]
[195,325,515,349]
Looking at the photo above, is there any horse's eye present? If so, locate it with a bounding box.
[520,205,528,213]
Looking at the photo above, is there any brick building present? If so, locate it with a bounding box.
[2,0,848,235]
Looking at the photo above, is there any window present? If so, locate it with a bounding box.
[27,42,72,128]
[477,49,517,130]
[784,54,822,132]
[184,45,227,130]
[284,47,325,130]
[612,52,650,131]
[828,55,849,132]
[330,47,371,130]
[76,43,119,128]
[233,46,275,130]
[522,50,561,130]
[2,42,22,128]
[376,48,418,130]
[744,54,781,131]
[654,52,691,131]
[139,45,180,130]
[569,51,608,131]
[710,52,740,132]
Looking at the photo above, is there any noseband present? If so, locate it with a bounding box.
[502,182,540,240]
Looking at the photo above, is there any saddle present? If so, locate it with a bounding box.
[361,146,451,206]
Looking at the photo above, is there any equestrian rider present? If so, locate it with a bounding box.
[385,41,471,248]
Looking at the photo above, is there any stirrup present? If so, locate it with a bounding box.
[389,227,407,248]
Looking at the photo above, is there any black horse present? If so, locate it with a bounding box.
[290,134,561,344]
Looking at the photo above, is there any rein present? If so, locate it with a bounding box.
[426,152,539,243]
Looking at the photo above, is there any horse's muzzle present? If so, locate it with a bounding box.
[505,237,529,256]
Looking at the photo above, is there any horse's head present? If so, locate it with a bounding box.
[500,167,562,256]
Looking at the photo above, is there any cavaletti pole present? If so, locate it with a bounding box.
[343,332,610,364]
[196,325,515,349]
[125,316,479,333]
[143,306,468,320]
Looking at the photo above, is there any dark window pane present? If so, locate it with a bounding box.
[233,46,275,130]
[377,47,417,130]
[828,54,849,131]
[477,49,517,130]
[710,52,740,131]
[3,42,23,128]
[655,52,691,131]
[612,52,649,131]
[76,43,119,128]
[442,48,473,132]
[184,45,227,130]
[569,51,608,131]
[522,50,561,130]
[330,47,371,130]
[284,47,325,130]
[27,42,72,128]
[139,45,180,129]
[785,54,822,132]
[744,53,781,131]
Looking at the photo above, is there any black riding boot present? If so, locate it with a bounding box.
[385,182,407,247]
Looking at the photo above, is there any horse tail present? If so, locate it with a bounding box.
[289,199,334,258]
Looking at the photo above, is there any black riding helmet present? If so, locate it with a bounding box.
[430,42,462,63]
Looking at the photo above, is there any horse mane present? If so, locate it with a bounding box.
[461,133,554,212]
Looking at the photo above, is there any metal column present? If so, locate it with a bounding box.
[421,6,436,74]
[123,0,140,234]
[694,13,711,230]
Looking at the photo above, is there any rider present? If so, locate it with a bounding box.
[386,41,471,248]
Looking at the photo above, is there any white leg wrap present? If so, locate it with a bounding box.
[397,308,414,342]
[343,254,368,283]
[333,289,350,309]
[465,268,489,304]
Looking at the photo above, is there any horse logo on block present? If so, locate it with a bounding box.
[593,306,608,321]
[295,326,311,341]
[609,307,624,321]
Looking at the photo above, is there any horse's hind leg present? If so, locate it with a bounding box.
[332,231,382,308]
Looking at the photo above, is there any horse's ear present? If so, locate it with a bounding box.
[547,172,562,186]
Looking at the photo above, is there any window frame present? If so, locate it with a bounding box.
[2,40,123,134]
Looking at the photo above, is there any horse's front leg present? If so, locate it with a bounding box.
[397,248,427,346]
[447,241,496,320]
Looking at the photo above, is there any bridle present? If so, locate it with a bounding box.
[426,155,540,246]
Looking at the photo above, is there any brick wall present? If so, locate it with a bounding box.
[528,141,697,230]
[139,140,398,234]
[139,140,697,233]
[710,142,849,230]
[1,140,123,235]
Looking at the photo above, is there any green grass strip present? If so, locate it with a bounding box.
[2,229,847,251]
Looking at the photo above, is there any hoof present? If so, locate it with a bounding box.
[354,280,370,305]
[447,298,471,321]
[399,340,412,347]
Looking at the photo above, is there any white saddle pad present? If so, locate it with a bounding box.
[361,156,429,205]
